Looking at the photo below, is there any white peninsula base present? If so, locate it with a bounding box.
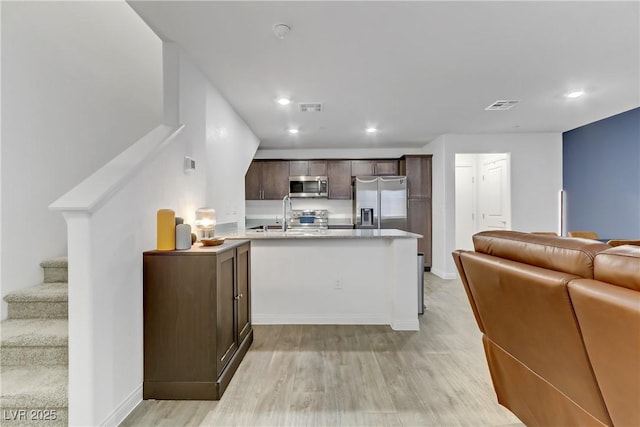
[237,230,420,331]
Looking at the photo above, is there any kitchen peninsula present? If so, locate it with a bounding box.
[225,228,421,331]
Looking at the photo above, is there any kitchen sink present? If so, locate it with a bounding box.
[249,225,281,230]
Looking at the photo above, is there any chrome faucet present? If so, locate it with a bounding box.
[282,195,291,231]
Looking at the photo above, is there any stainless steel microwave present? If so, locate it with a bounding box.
[289,176,328,198]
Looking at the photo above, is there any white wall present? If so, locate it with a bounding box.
[0,1,162,318]
[57,45,258,425]
[57,126,204,426]
[55,43,259,426]
[171,45,259,228]
[427,133,563,279]
[0,2,3,310]
[428,136,447,278]
[205,81,260,226]
[2,2,259,423]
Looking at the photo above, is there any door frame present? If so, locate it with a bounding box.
[454,152,511,252]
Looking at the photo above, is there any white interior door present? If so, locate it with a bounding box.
[455,157,477,250]
[478,154,511,231]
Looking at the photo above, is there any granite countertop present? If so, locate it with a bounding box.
[222,228,422,240]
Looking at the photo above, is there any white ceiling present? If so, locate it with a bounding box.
[128,1,639,150]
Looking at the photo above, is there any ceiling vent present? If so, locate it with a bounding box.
[485,100,519,111]
[298,103,323,113]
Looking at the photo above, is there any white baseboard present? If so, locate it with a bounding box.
[252,314,390,325]
[430,268,458,280]
[253,314,420,331]
[100,383,142,427]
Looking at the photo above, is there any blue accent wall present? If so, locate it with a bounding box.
[563,107,640,239]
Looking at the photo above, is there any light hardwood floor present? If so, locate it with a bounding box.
[121,273,524,427]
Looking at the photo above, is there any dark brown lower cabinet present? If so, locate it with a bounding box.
[143,240,253,400]
[408,198,432,267]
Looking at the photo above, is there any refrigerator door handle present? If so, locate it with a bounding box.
[377,183,382,229]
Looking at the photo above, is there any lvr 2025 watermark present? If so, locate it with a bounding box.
[3,409,58,421]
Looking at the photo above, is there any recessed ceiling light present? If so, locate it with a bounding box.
[366,127,378,133]
[565,90,585,99]
[277,98,291,106]
[288,128,299,134]
[485,100,519,110]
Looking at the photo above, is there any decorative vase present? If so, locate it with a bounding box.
[175,224,192,250]
[157,209,176,250]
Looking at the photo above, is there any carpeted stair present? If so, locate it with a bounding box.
[1,258,68,426]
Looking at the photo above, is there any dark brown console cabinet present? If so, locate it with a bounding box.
[143,240,253,400]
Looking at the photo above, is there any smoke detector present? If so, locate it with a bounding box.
[485,100,519,111]
[273,23,291,39]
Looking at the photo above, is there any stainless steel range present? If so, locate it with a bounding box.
[288,209,328,230]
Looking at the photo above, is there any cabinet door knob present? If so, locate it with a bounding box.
[234,293,243,300]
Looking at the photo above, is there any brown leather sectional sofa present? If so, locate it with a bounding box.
[453,230,640,427]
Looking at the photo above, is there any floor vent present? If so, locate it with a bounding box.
[485,100,519,111]
[299,103,323,112]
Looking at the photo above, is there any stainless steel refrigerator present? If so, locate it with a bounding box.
[353,176,407,230]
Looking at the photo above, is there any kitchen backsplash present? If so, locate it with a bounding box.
[246,199,353,226]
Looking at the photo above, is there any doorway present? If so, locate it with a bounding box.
[455,153,511,250]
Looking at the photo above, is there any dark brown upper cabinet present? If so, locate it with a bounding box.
[351,160,375,176]
[400,155,433,268]
[289,160,328,176]
[374,160,399,176]
[327,160,352,200]
[401,156,432,199]
[245,160,289,200]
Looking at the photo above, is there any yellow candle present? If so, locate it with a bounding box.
[157,209,176,250]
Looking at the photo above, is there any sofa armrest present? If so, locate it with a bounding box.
[452,250,485,332]
[569,279,640,427]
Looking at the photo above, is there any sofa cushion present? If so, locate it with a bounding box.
[594,245,640,291]
[472,230,609,278]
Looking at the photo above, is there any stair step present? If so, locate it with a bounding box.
[0,365,67,426]
[1,319,68,366]
[4,283,68,319]
[39,257,68,284]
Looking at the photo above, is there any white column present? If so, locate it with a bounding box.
[390,238,420,330]
[63,211,96,426]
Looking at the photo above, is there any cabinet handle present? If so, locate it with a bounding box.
[234,293,243,300]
